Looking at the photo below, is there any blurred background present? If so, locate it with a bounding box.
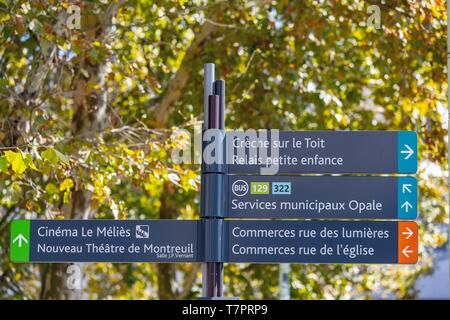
[0,0,448,299]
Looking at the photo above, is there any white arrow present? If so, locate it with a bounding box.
[401,144,414,160]
[402,184,412,194]
[402,246,414,258]
[402,227,414,240]
[401,201,413,212]
[13,234,28,248]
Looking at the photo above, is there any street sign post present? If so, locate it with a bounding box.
[227,176,417,219]
[226,130,417,174]
[9,63,420,300]
[200,64,226,298]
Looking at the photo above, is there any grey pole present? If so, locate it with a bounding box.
[213,80,225,130]
[205,94,223,298]
[201,63,215,296]
[213,82,226,297]
[201,63,227,299]
[203,63,215,129]
[279,263,291,300]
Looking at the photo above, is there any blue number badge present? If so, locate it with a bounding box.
[272,182,291,195]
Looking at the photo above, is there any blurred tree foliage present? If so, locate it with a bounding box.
[0,0,447,299]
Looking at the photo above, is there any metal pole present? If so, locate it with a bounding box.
[201,63,214,297]
[203,63,215,129]
[211,80,225,297]
[279,263,291,300]
[205,94,223,297]
[201,63,224,298]
[213,80,225,130]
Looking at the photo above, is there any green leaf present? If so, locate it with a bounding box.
[0,156,8,173]
[41,148,69,165]
[29,18,43,35]
[24,154,38,171]
[54,149,70,165]
[45,183,59,195]
[41,148,58,165]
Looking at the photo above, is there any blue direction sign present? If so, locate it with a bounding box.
[225,131,417,174]
[10,220,200,263]
[227,176,417,220]
[226,220,418,264]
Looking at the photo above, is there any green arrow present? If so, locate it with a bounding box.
[10,220,30,262]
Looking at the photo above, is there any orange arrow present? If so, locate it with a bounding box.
[398,221,418,264]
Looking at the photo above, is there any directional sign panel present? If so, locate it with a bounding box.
[10,220,200,263]
[227,176,417,219]
[226,220,418,264]
[226,131,417,174]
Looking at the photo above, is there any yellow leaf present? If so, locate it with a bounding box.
[63,191,71,204]
[416,100,429,116]
[60,178,74,191]
[4,150,26,174]
[4,150,16,162]
[28,161,38,171]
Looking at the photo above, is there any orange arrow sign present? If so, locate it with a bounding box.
[398,221,418,264]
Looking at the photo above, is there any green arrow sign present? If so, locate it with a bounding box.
[10,220,30,262]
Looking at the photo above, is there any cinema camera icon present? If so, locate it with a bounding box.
[135,225,149,239]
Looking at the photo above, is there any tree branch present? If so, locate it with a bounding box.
[153,17,218,126]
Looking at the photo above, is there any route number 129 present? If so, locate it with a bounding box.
[250,182,269,194]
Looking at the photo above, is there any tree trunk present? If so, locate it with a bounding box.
[40,1,123,300]
[156,184,178,299]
